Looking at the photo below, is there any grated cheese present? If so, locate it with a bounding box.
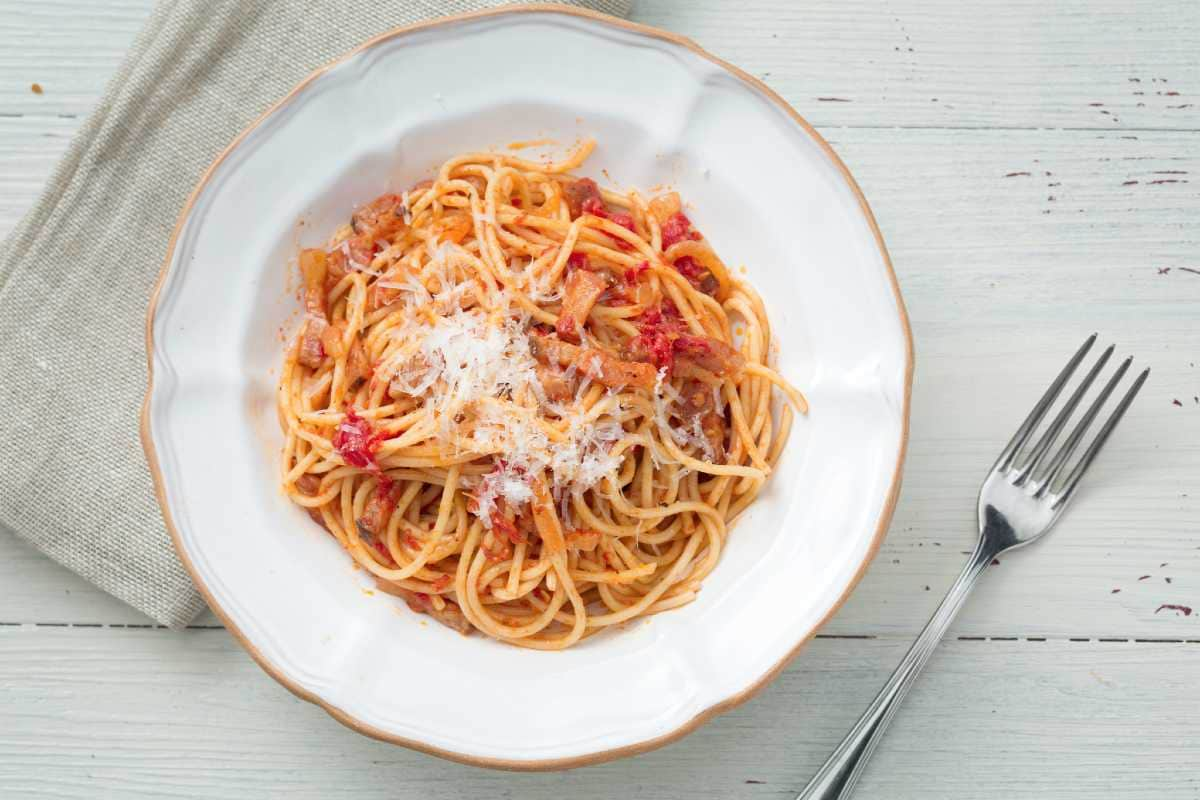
[509,256,561,303]
[424,236,457,267]
[652,367,709,461]
[375,289,633,528]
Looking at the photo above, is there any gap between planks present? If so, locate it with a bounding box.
[4,108,1200,134]
[1,622,1196,644]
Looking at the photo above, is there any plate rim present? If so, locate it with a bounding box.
[140,2,914,771]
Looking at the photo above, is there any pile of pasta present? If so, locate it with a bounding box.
[277,140,805,649]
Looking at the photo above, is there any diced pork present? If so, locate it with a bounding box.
[554,267,607,343]
[530,332,657,390]
[672,335,745,381]
[297,320,327,369]
[536,364,574,403]
[351,192,407,239]
[563,177,602,219]
[297,248,330,369]
[296,474,322,495]
[357,481,397,536]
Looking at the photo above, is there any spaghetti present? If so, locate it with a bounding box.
[277,139,806,649]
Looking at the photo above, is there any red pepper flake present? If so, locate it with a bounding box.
[1138,575,1152,581]
[581,196,605,217]
[631,304,684,371]
[660,212,700,249]
[623,260,650,286]
[608,211,635,234]
[637,303,679,330]
[1155,604,1192,616]
[511,197,522,208]
[991,558,1001,566]
[30,83,43,95]
[673,255,704,282]
[582,198,635,249]
[376,475,398,503]
[1111,588,1121,594]
[1172,398,1183,406]
[644,343,677,371]
[332,409,385,470]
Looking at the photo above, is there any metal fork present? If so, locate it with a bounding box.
[797,335,1148,800]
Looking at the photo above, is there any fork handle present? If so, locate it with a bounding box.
[795,541,999,800]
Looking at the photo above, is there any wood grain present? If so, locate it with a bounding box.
[0,0,151,116]
[0,627,1196,799]
[2,2,1200,795]
[2,123,1195,637]
[2,1,1199,130]
[636,0,1200,131]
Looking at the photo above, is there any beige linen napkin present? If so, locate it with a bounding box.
[0,0,631,627]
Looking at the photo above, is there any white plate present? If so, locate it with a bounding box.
[143,5,912,770]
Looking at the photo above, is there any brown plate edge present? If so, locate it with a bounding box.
[139,2,915,773]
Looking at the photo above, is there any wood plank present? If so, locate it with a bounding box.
[1,123,1197,637]
[636,0,1200,131]
[0,628,1195,798]
[2,2,1197,795]
[2,0,1199,131]
[0,0,152,116]
[819,126,1200,639]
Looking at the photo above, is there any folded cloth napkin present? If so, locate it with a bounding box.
[0,0,631,627]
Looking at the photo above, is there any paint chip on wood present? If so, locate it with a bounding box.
[1155,604,1192,616]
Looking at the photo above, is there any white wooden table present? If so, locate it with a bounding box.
[3,2,1199,797]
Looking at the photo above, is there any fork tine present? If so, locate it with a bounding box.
[1050,366,1149,508]
[1015,344,1114,485]
[1034,357,1131,496]
[994,334,1096,472]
